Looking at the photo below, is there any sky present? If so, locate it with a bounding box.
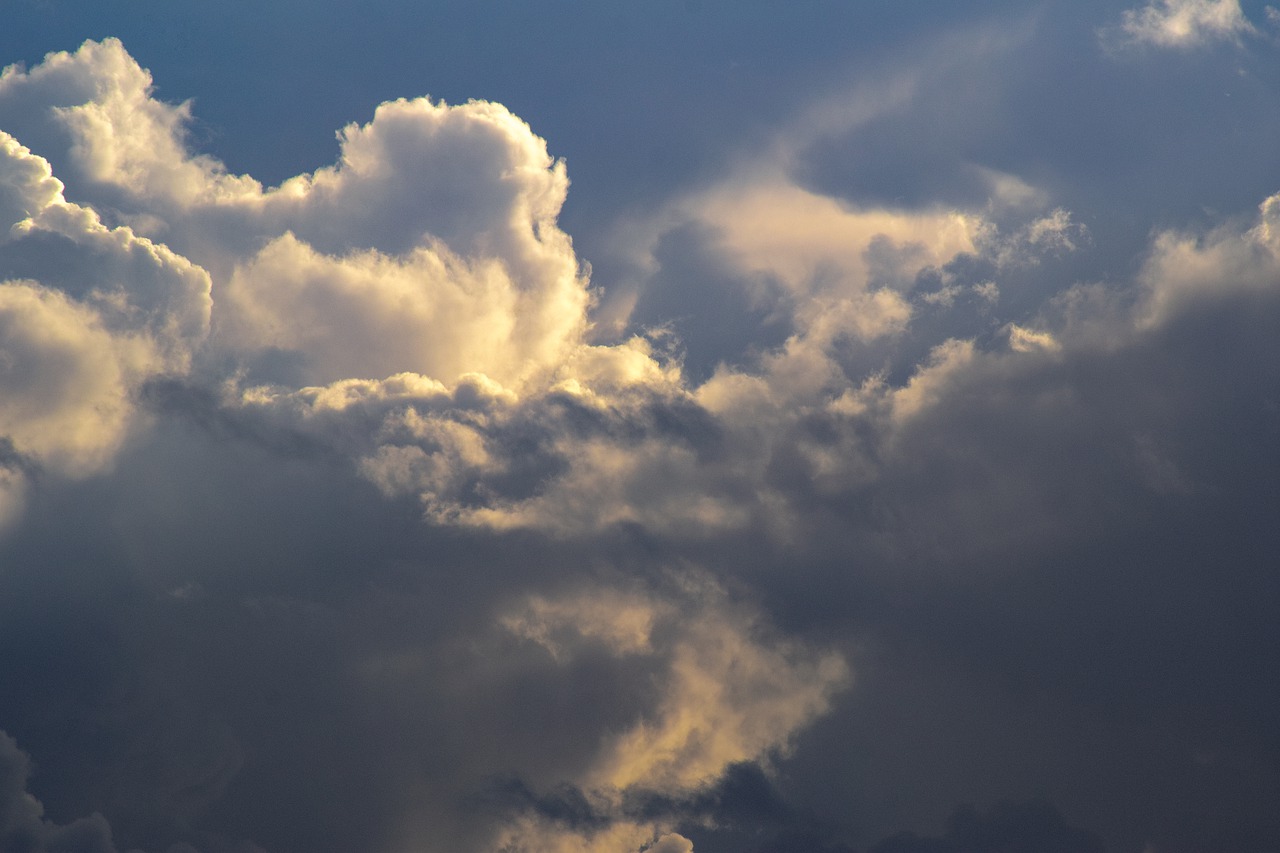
[0,1,1278,852]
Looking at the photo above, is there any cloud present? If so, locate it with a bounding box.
[2,727,264,853]
[219,230,571,387]
[267,155,1269,552]
[868,800,1104,853]
[684,174,982,325]
[0,38,613,531]
[488,817,693,853]
[272,147,1085,540]
[0,283,153,473]
[0,24,1277,853]
[1112,0,1257,48]
[1,729,149,853]
[1,40,588,393]
[0,36,1106,550]
[489,574,848,851]
[647,834,695,853]
[0,38,258,207]
[1006,324,1061,353]
[1136,191,1280,328]
[207,94,589,389]
[0,129,209,494]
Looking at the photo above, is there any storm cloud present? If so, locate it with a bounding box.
[0,5,1277,853]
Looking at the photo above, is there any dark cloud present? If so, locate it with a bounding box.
[2,729,125,853]
[869,801,1104,853]
[0,6,1278,853]
[624,221,795,383]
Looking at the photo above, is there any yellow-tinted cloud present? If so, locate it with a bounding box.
[491,575,847,851]
[1137,192,1280,328]
[503,576,849,792]
[0,130,210,486]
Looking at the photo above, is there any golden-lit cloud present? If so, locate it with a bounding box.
[689,175,981,320]
[492,574,848,852]
[0,129,209,489]
[0,26,1277,853]
[1137,192,1280,328]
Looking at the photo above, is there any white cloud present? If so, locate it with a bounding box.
[220,231,569,387]
[0,38,259,207]
[585,599,848,792]
[1,42,590,393]
[1008,324,1063,354]
[987,208,1087,268]
[1114,0,1257,48]
[1137,191,1280,327]
[889,338,978,423]
[686,173,982,341]
[0,130,210,483]
[0,38,1104,547]
[206,93,592,390]
[0,283,155,475]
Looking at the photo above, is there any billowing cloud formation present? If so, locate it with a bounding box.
[1138,192,1280,327]
[0,39,586,393]
[0,44,852,853]
[210,95,587,388]
[0,17,1277,853]
[0,38,589,522]
[0,124,209,527]
[1114,0,1257,48]
[0,37,1141,552]
[0,38,256,206]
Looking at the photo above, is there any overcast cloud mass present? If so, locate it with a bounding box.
[0,2,1278,852]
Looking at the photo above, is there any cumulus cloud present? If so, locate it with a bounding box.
[219,231,569,387]
[0,36,1105,547]
[1136,191,1280,327]
[0,128,209,496]
[0,39,258,207]
[0,40,588,393]
[278,150,1088,540]
[686,175,981,314]
[0,22,1277,853]
[0,283,153,473]
[1112,0,1257,48]
[206,95,589,389]
[0,38,602,532]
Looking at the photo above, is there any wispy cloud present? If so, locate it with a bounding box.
[1111,0,1257,48]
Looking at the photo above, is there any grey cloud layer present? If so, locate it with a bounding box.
[0,18,1277,853]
